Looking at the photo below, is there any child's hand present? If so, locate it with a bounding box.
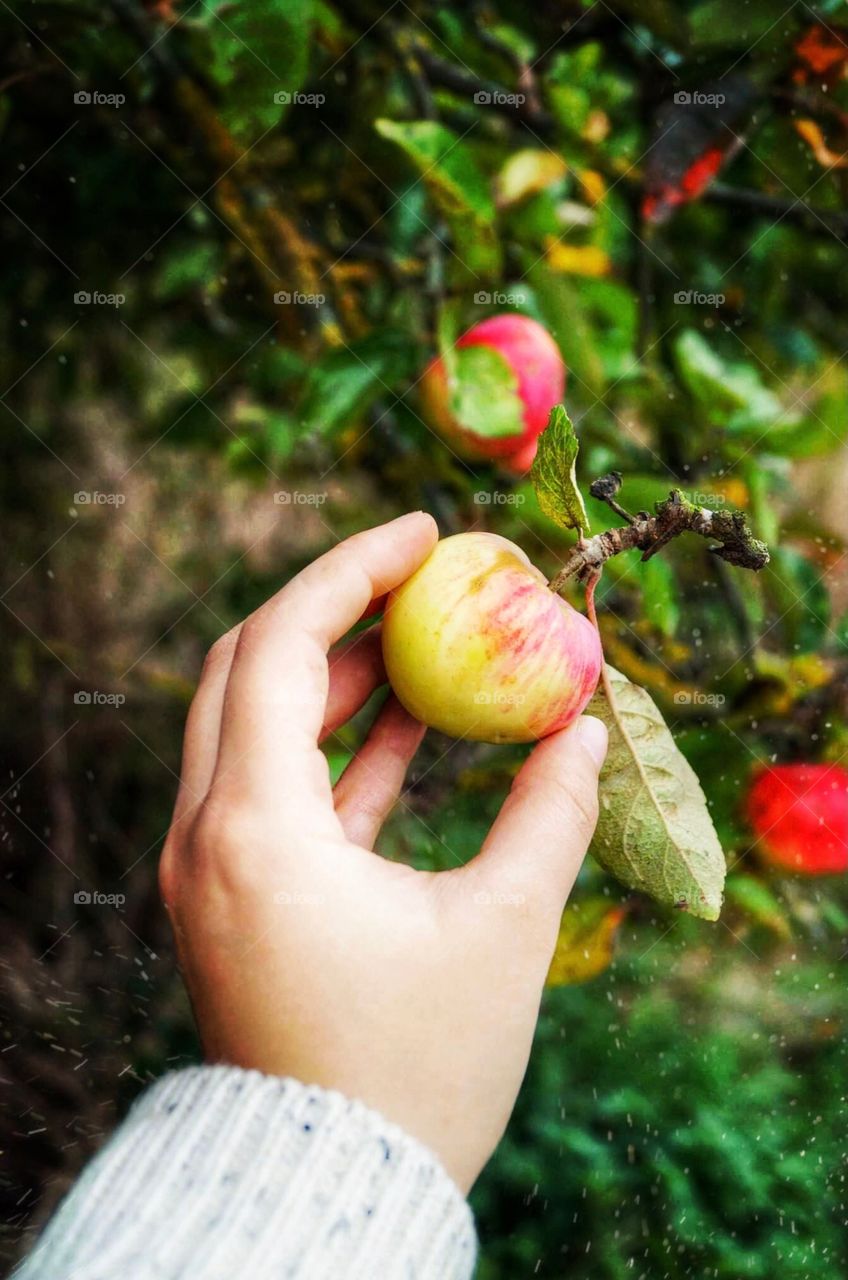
[159,513,607,1192]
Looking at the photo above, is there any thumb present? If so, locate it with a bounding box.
[471,715,608,914]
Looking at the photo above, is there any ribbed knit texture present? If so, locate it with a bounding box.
[14,1066,477,1280]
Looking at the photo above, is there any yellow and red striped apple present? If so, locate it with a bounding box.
[419,314,565,474]
[382,532,602,744]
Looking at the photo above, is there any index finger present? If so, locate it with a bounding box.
[213,512,438,792]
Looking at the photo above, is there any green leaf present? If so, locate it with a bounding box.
[762,547,831,653]
[725,874,791,938]
[449,346,524,440]
[201,0,313,143]
[155,242,221,301]
[435,299,463,379]
[756,365,848,457]
[674,329,784,433]
[529,268,605,396]
[546,896,627,986]
[588,665,726,921]
[297,331,417,435]
[690,0,796,48]
[530,405,590,532]
[375,119,501,280]
[640,555,680,638]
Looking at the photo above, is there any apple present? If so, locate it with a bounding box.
[746,762,848,874]
[418,313,565,474]
[382,532,602,744]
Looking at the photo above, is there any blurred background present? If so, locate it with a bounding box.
[2,1,848,1276]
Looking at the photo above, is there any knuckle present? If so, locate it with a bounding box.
[205,627,239,671]
[191,794,267,898]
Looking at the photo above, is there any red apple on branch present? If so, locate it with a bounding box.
[382,532,602,744]
[747,762,848,874]
[418,313,565,474]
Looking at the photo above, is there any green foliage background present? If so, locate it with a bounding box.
[1,0,847,1275]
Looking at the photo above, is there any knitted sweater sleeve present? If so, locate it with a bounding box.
[13,1066,478,1280]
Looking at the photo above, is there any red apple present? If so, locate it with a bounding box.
[746,762,848,874]
[382,532,602,744]
[418,313,565,474]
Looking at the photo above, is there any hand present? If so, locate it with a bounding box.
[159,513,608,1192]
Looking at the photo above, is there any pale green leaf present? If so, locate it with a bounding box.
[375,119,501,279]
[494,148,567,207]
[449,346,525,440]
[530,405,590,532]
[588,665,726,920]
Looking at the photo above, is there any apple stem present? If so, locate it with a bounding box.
[584,569,615,704]
[584,571,601,631]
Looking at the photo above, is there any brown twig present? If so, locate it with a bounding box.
[548,483,769,594]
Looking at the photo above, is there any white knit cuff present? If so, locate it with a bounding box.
[16,1066,477,1280]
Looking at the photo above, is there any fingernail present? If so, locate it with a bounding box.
[576,715,608,769]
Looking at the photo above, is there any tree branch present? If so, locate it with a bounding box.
[548,483,770,593]
[704,182,848,239]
